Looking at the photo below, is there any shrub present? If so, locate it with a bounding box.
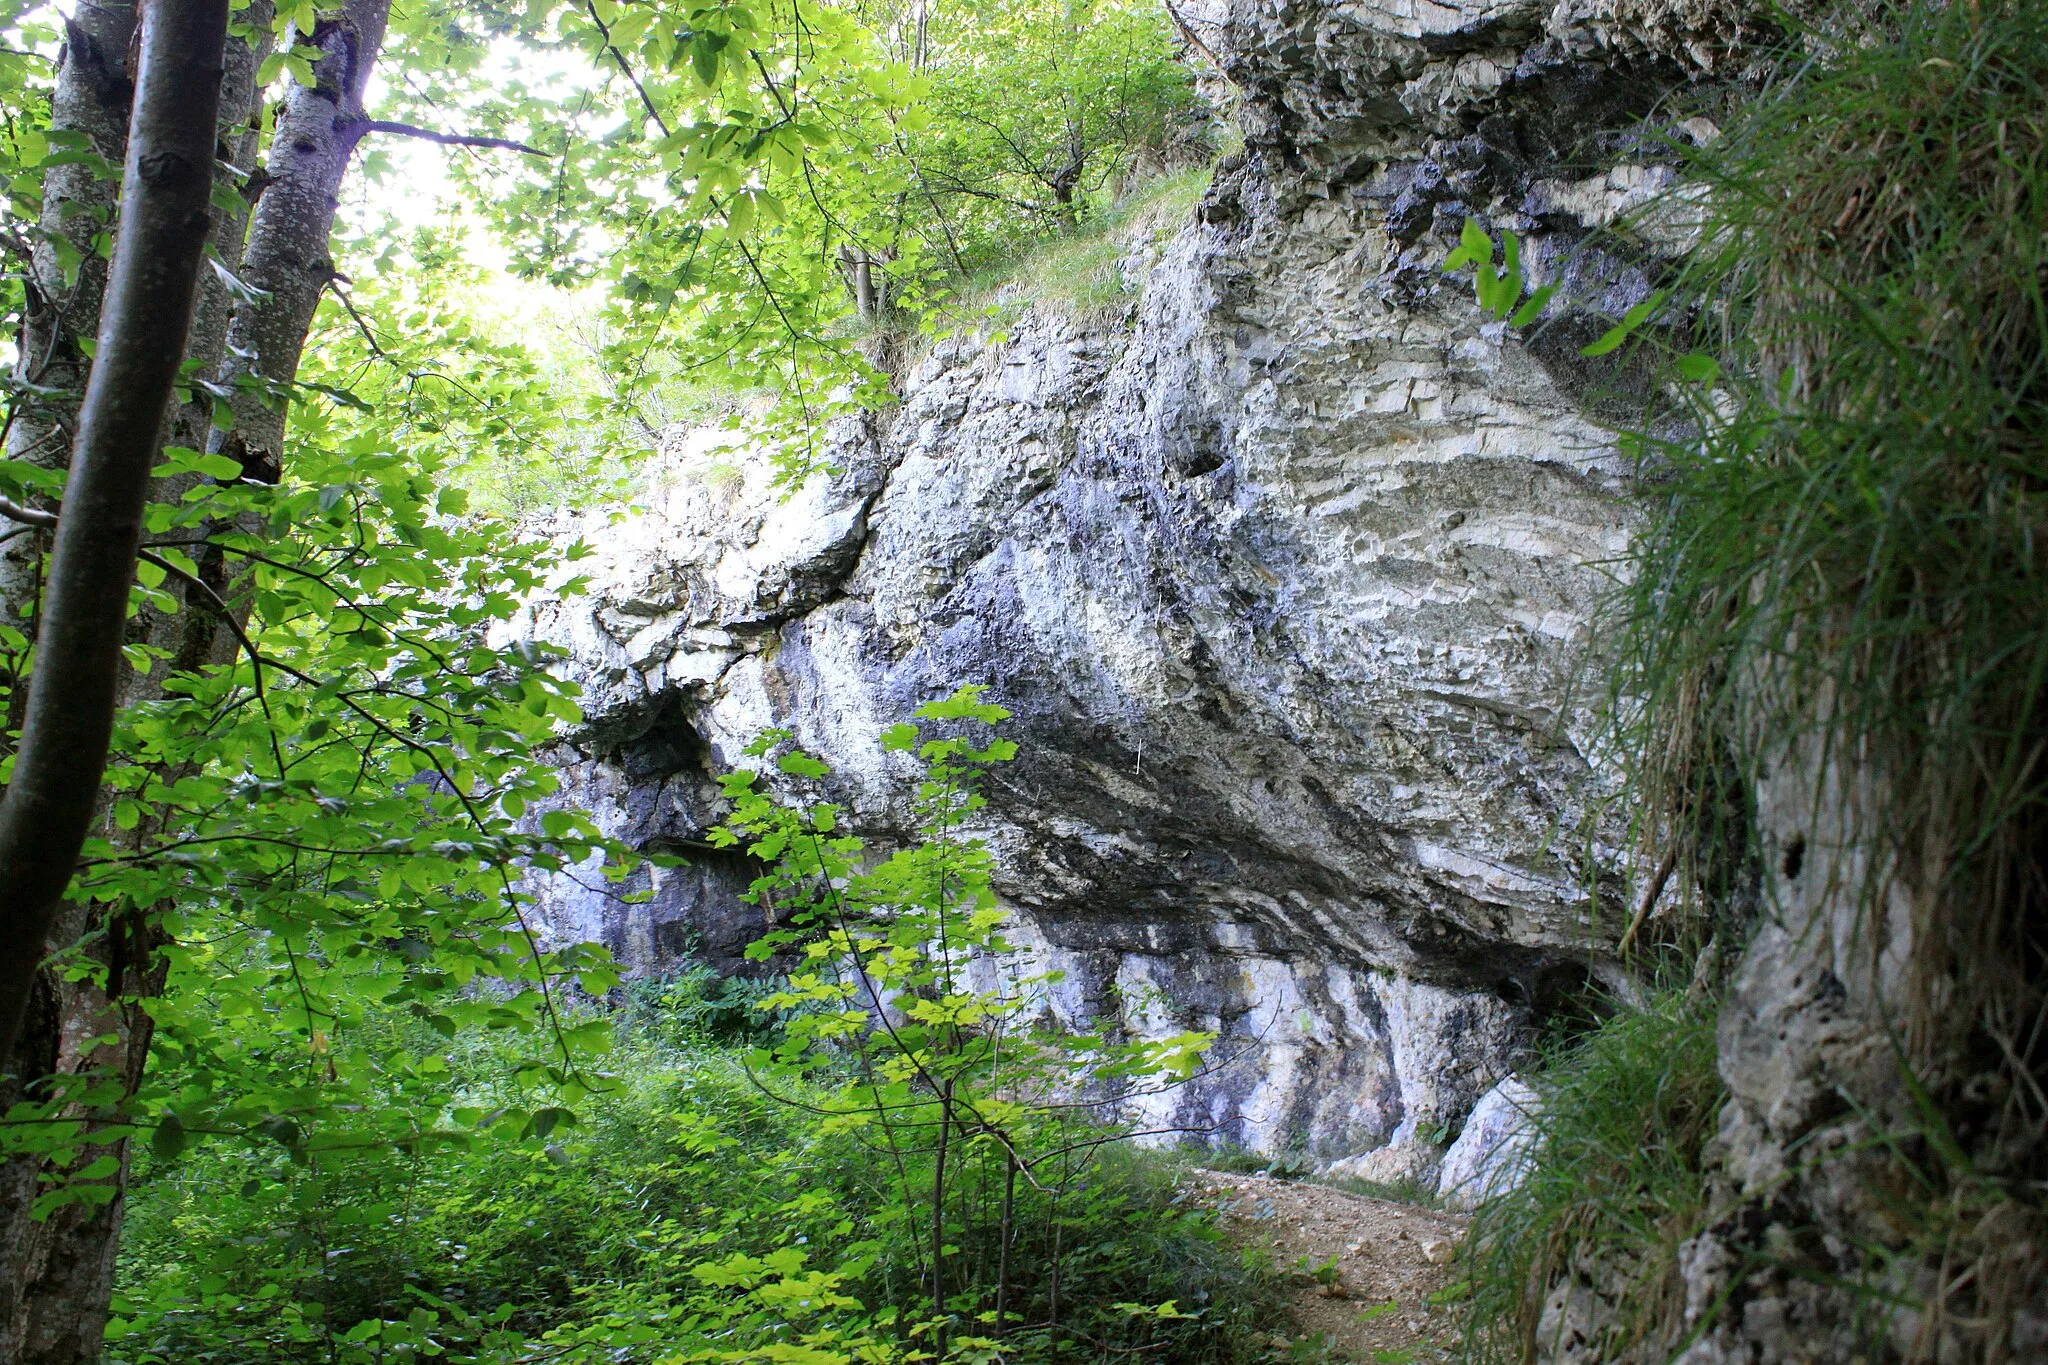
[113,1017,1282,1363]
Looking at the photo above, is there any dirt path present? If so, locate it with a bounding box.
[1191,1171,1468,1363]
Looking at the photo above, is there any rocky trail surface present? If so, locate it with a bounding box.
[1192,1171,1468,1363]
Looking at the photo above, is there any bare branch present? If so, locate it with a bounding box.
[0,495,56,528]
[354,119,545,157]
[1617,846,1682,957]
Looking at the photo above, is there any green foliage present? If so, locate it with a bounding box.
[0,366,644,1214]
[911,0,1209,250]
[1441,218,1641,345]
[404,0,1201,483]
[114,968,1283,1363]
[0,7,644,1223]
[708,687,1237,1358]
[99,695,1283,1363]
[304,237,653,516]
[1458,997,1723,1364]
[619,963,804,1048]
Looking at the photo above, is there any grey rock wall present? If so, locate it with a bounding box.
[509,0,1727,1183]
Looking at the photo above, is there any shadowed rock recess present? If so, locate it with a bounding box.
[512,1,1757,1185]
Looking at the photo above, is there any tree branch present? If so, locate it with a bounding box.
[354,119,545,157]
[1617,846,1681,956]
[583,0,671,138]
[0,495,57,528]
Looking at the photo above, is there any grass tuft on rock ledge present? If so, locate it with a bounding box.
[1458,996,1722,1364]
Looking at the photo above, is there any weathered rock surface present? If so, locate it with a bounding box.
[1435,1074,1540,1210]
[512,0,1722,1186]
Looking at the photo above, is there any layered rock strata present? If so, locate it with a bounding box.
[513,0,1730,1184]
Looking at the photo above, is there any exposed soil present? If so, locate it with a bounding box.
[1191,1171,1469,1363]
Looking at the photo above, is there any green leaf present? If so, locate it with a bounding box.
[150,1113,187,1162]
[777,750,829,779]
[528,1106,576,1139]
[1473,261,1504,315]
[1458,217,1493,267]
[1509,282,1559,328]
[50,234,82,289]
[1676,352,1721,384]
[194,450,243,480]
[1484,230,1523,318]
[211,178,250,217]
[1581,290,1668,357]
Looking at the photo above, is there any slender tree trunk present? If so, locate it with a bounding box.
[995,1150,1016,1338]
[152,1,277,682]
[931,1079,953,1328]
[0,3,230,1362]
[212,0,390,481]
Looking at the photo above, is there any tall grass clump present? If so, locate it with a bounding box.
[1602,0,2048,1349]
[1622,0,2048,1024]
[1460,998,1722,1364]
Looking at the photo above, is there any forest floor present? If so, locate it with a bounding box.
[1190,1170,1468,1363]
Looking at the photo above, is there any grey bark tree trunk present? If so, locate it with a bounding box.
[0,3,231,1362]
[213,0,391,479]
[0,1,139,685]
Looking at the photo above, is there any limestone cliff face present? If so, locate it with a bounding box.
[512,0,1730,1182]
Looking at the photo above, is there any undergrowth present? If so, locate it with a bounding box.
[113,987,1285,1364]
[112,695,1291,1365]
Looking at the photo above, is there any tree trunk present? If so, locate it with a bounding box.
[0,1,139,683]
[0,8,137,1334]
[0,16,274,1354]
[0,3,230,1363]
[0,4,394,1357]
[213,0,390,481]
